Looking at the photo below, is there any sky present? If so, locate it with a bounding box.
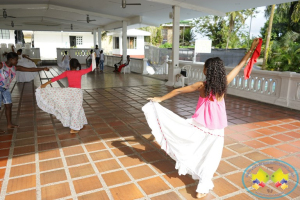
[195,6,267,40]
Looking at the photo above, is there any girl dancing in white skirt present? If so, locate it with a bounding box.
[36,54,96,133]
[143,39,260,198]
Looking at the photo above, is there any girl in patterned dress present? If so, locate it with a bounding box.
[36,55,96,133]
[0,52,49,134]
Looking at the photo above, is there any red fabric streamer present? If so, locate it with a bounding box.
[244,38,263,79]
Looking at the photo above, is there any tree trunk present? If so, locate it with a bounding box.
[262,4,276,69]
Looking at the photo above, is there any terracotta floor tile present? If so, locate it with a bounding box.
[216,161,238,175]
[261,147,288,158]
[39,158,64,172]
[0,168,5,179]
[282,156,300,169]
[227,156,253,169]
[95,159,121,172]
[141,151,165,162]
[279,124,299,130]
[58,133,77,140]
[16,132,34,140]
[66,154,89,166]
[63,146,84,156]
[221,147,237,158]
[127,165,156,179]
[10,163,35,177]
[151,192,182,200]
[275,144,300,153]
[60,139,81,147]
[85,142,106,152]
[5,189,36,200]
[0,157,8,167]
[243,140,267,149]
[90,150,112,161]
[225,172,252,188]
[14,138,35,147]
[163,172,195,187]
[41,182,71,200]
[244,152,271,161]
[37,135,57,144]
[285,131,300,138]
[102,170,131,186]
[179,185,216,200]
[0,134,13,141]
[73,176,102,193]
[39,149,61,160]
[12,154,35,165]
[131,143,154,152]
[110,183,144,200]
[111,146,134,157]
[138,177,170,195]
[37,129,55,137]
[272,134,294,142]
[96,127,113,135]
[78,129,97,138]
[151,160,176,174]
[69,164,95,178]
[40,169,67,185]
[213,177,239,197]
[77,190,109,200]
[38,142,58,151]
[118,155,144,167]
[81,135,100,144]
[225,193,253,200]
[7,175,36,192]
[258,137,281,145]
[13,145,35,155]
[243,131,263,138]
[228,133,251,142]
[227,144,253,154]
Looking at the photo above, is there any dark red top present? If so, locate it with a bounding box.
[51,64,92,88]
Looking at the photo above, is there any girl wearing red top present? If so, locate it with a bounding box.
[36,56,96,133]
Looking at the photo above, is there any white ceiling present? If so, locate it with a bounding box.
[0,0,295,32]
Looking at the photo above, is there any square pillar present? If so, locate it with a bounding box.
[93,29,97,47]
[122,21,127,63]
[165,6,180,86]
[98,28,102,50]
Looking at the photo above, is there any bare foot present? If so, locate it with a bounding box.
[70,129,79,134]
[196,193,207,199]
[7,124,19,129]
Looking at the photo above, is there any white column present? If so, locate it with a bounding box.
[122,21,127,62]
[98,28,102,50]
[93,29,97,47]
[165,6,180,86]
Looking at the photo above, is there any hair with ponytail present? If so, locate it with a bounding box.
[204,57,227,98]
[69,58,81,70]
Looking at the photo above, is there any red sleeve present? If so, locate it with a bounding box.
[51,72,67,82]
[78,64,93,75]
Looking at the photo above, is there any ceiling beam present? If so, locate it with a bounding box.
[147,0,225,16]
[0,4,127,21]
[103,16,142,30]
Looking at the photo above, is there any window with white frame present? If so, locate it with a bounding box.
[0,29,10,39]
[114,37,119,49]
[127,37,137,49]
[76,36,83,45]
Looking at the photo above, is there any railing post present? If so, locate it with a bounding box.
[275,72,292,107]
[143,58,148,75]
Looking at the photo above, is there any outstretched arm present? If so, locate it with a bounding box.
[22,55,34,62]
[11,46,15,53]
[16,66,49,72]
[227,38,260,85]
[148,82,203,102]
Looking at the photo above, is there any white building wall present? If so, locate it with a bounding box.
[0,30,15,46]
[34,31,94,59]
[112,35,145,56]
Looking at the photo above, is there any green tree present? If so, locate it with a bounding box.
[139,26,163,46]
[180,28,196,46]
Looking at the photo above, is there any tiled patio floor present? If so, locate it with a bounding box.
[0,66,299,200]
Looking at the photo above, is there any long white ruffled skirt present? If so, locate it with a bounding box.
[142,102,224,193]
[36,87,88,130]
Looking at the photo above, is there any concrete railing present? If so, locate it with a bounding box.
[105,55,147,74]
[0,47,40,62]
[176,62,300,111]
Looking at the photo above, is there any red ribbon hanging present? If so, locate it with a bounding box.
[244,38,263,80]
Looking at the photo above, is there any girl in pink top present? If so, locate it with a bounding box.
[144,39,260,198]
[36,57,95,134]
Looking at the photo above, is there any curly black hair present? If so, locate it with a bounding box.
[204,57,227,98]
